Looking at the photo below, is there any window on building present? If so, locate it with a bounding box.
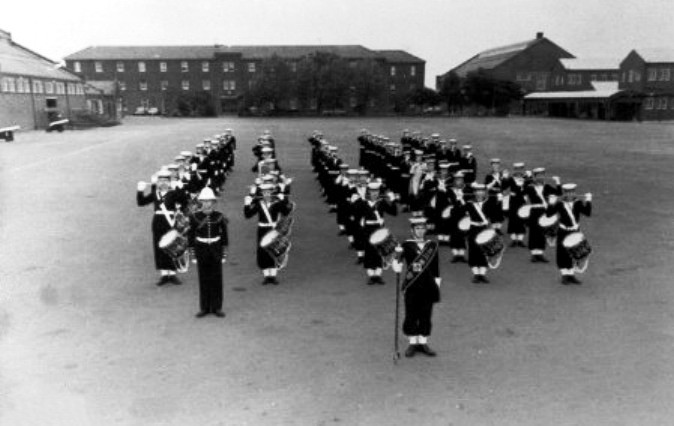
[411,65,416,76]
[600,73,608,81]
[16,78,24,93]
[658,97,668,110]
[349,61,357,69]
[349,97,357,108]
[95,61,103,73]
[139,81,148,91]
[644,97,654,109]
[56,82,65,94]
[222,61,235,72]
[161,80,168,91]
[202,61,209,72]
[590,74,597,82]
[659,68,671,81]
[647,68,657,81]
[223,80,236,91]
[612,73,619,81]
[390,66,396,77]
[181,61,189,72]
[67,83,74,95]
[74,62,81,73]
[671,97,674,109]
[634,71,642,82]
[45,81,53,94]
[516,72,531,82]
[182,80,189,90]
[290,62,297,73]
[248,62,256,73]
[33,80,43,94]
[202,80,211,91]
[138,61,146,73]
[160,62,167,73]
[116,62,124,72]
[390,84,396,92]
[119,81,126,91]
[289,98,298,110]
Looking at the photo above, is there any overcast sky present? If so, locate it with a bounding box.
[3,0,674,87]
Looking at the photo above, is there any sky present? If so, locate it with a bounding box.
[2,0,674,88]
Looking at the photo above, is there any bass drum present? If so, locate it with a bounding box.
[369,228,399,269]
[158,229,190,273]
[562,232,592,273]
[260,230,292,269]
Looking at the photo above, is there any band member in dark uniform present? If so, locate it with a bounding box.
[466,183,493,283]
[137,170,182,285]
[525,168,561,263]
[504,162,528,246]
[392,217,441,357]
[460,145,477,184]
[354,181,397,285]
[548,183,592,284]
[244,183,292,284]
[449,172,468,262]
[188,187,229,317]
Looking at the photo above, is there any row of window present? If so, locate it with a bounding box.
[644,97,674,110]
[79,60,254,74]
[1,76,85,95]
[646,68,672,82]
[120,80,238,92]
[390,65,417,77]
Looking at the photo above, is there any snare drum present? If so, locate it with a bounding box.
[562,232,592,261]
[159,229,188,259]
[517,205,531,219]
[370,228,398,260]
[538,214,559,244]
[458,216,471,232]
[475,229,505,258]
[260,230,291,259]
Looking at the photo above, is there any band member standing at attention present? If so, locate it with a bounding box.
[137,170,181,285]
[188,187,228,318]
[392,217,441,357]
[466,183,493,283]
[449,172,468,262]
[447,139,462,164]
[460,145,477,184]
[503,162,527,246]
[548,183,592,284]
[244,183,292,285]
[484,158,504,193]
[525,168,561,263]
[354,181,398,285]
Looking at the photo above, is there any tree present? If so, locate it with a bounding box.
[296,51,351,112]
[407,87,442,108]
[462,69,522,115]
[350,59,386,114]
[245,55,293,113]
[438,71,464,114]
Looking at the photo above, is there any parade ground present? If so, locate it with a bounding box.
[2,116,674,426]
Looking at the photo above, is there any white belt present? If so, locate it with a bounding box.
[559,224,579,231]
[196,237,220,243]
[155,211,175,215]
[259,222,276,227]
[365,219,384,226]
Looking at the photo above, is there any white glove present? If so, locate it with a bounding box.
[392,260,403,273]
[386,191,396,202]
[585,193,592,202]
[244,196,253,206]
[525,170,532,178]
[151,174,158,184]
[137,181,147,191]
[497,193,503,202]
[350,194,359,203]
[277,193,285,201]
[191,163,197,171]
[552,176,561,185]
[502,169,510,179]
[435,277,442,287]
[548,194,558,205]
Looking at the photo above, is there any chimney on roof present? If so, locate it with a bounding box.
[536,32,544,40]
[0,29,11,42]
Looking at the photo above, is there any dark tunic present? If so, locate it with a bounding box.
[137,187,181,271]
[244,198,292,269]
[466,201,491,267]
[354,197,398,269]
[525,183,561,250]
[400,240,440,337]
[548,200,592,269]
[188,211,229,313]
[504,178,527,234]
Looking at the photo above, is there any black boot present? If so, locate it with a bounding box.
[404,344,417,357]
[417,344,437,357]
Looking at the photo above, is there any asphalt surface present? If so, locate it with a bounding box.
[1,116,673,425]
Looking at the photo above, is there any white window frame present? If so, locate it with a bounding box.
[659,68,671,82]
[181,61,189,72]
[182,80,189,90]
[138,61,146,73]
[33,80,43,94]
[390,84,396,92]
[290,62,297,73]
[248,62,256,73]
[139,81,148,91]
[119,81,126,91]
[202,61,210,72]
[644,97,654,110]
[45,81,54,94]
[74,61,81,73]
[95,61,103,73]
[117,62,125,73]
[161,80,168,91]
[647,68,657,81]
[16,78,24,93]
[658,97,668,110]
[390,66,396,77]
[160,62,167,73]
[202,80,211,91]
[410,65,416,76]
[222,61,235,72]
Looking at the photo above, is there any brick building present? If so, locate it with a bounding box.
[64,45,425,115]
[619,48,674,121]
[0,29,87,130]
[436,32,574,94]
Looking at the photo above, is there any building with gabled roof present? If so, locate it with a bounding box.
[436,32,574,93]
[0,29,88,130]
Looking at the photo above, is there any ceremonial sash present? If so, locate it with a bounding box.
[402,241,438,292]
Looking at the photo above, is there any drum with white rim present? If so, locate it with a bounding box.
[159,229,190,273]
[517,205,531,219]
[475,228,506,269]
[562,231,592,273]
[538,213,559,246]
[370,228,399,269]
[458,216,471,232]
